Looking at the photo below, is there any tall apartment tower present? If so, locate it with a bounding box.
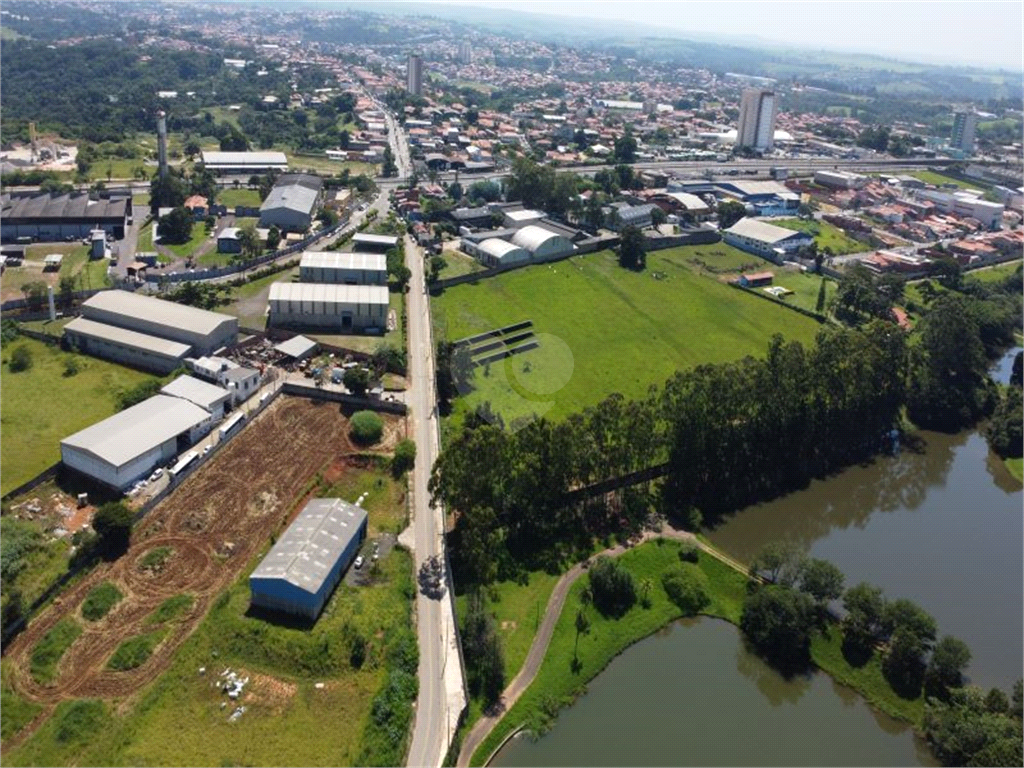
[951,110,977,154]
[156,110,169,178]
[458,40,472,65]
[736,88,777,151]
[406,54,423,96]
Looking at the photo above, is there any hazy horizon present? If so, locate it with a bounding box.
[380,0,1024,72]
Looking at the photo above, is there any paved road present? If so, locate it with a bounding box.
[455,525,763,767]
[404,230,453,767]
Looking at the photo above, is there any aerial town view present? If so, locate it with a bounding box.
[0,0,1022,765]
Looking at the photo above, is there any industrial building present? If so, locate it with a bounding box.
[813,170,868,190]
[715,180,799,217]
[75,290,238,355]
[0,192,130,243]
[722,218,814,263]
[60,395,214,491]
[352,233,399,252]
[268,283,390,332]
[510,225,576,262]
[916,189,1005,230]
[200,150,289,175]
[63,316,192,374]
[259,174,324,233]
[274,335,318,361]
[736,88,778,151]
[299,252,387,285]
[502,209,546,229]
[249,498,368,620]
[217,227,242,253]
[407,54,424,96]
[463,237,530,268]
[160,375,231,421]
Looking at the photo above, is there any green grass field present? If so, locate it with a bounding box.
[29,617,83,685]
[284,152,378,177]
[1,661,42,741]
[0,514,73,610]
[0,338,162,494]
[215,188,262,209]
[80,582,124,622]
[1006,457,1023,482]
[439,250,487,280]
[318,458,408,537]
[432,248,822,426]
[746,270,838,315]
[161,224,211,259]
[470,540,748,765]
[1,245,109,300]
[966,260,1023,284]
[3,466,417,766]
[665,241,768,274]
[773,218,867,255]
[909,170,992,191]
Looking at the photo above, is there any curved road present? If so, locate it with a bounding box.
[454,524,761,767]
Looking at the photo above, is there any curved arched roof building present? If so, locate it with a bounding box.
[511,226,575,262]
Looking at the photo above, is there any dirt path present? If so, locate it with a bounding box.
[1,398,402,753]
[456,525,751,767]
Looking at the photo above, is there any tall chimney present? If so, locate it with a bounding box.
[156,110,169,179]
[47,285,56,321]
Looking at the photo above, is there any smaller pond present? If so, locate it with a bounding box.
[491,618,935,767]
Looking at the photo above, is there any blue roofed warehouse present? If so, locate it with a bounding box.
[249,498,368,621]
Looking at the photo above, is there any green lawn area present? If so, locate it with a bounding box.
[432,248,822,427]
[80,582,124,622]
[470,540,748,765]
[664,241,767,274]
[773,218,867,255]
[0,337,162,494]
[1005,457,1023,482]
[29,617,83,685]
[1,245,109,300]
[318,457,408,537]
[137,221,155,253]
[746,270,838,315]
[909,170,992,191]
[3,469,417,766]
[133,192,151,207]
[965,259,1022,284]
[160,223,211,259]
[1,660,42,741]
[0,514,73,610]
[439,250,486,280]
[215,187,262,209]
[284,151,378,177]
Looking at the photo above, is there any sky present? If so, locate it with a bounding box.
[426,0,1024,71]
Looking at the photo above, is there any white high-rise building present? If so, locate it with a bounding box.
[736,88,777,151]
[458,40,472,65]
[951,111,978,154]
[407,54,423,96]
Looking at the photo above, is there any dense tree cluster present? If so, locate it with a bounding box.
[461,593,506,704]
[587,556,638,617]
[923,685,1023,766]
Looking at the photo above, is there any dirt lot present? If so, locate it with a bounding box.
[3,397,404,736]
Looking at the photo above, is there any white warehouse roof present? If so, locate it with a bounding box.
[61,395,211,469]
[64,317,192,358]
[274,335,318,359]
[201,151,288,166]
[250,498,368,593]
[161,375,231,411]
[511,225,570,253]
[505,209,545,222]
[300,251,387,272]
[724,218,811,245]
[477,238,528,262]
[82,290,236,337]
[269,283,390,305]
[352,233,400,247]
[261,184,318,215]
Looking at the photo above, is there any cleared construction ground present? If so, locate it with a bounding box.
[2,396,404,745]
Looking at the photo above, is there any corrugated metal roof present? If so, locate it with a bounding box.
[274,335,318,358]
[61,395,210,468]
[512,225,570,253]
[161,375,231,409]
[300,251,387,272]
[64,317,192,358]
[269,283,390,306]
[1,192,129,222]
[250,498,368,592]
[352,233,399,246]
[260,183,319,216]
[477,238,526,260]
[82,290,237,337]
[201,151,288,166]
[725,218,811,245]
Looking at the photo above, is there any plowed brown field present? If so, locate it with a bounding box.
[3,396,404,743]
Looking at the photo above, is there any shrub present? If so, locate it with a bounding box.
[54,700,107,745]
[391,439,416,477]
[350,410,384,446]
[8,344,32,372]
[588,556,637,618]
[63,356,81,377]
[30,618,83,683]
[678,541,700,563]
[107,632,162,670]
[662,563,711,615]
[81,582,123,621]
